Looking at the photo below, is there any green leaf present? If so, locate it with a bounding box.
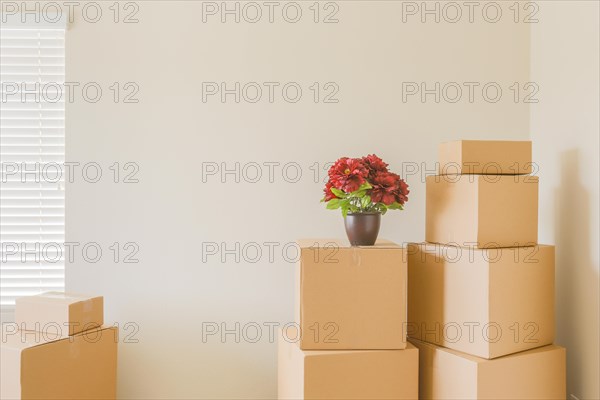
[387,202,404,210]
[341,203,349,218]
[361,195,371,208]
[346,187,365,198]
[330,188,346,198]
[326,199,342,209]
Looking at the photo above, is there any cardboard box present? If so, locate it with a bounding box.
[410,339,566,400]
[1,325,118,399]
[296,239,407,350]
[425,174,538,248]
[407,242,555,359]
[16,292,104,337]
[438,140,532,175]
[278,333,418,399]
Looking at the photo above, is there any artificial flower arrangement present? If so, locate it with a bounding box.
[321,154,409,245]
[322,154,409,216]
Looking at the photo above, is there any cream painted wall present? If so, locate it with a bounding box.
[63,2,532,398]
[531,2,600,399]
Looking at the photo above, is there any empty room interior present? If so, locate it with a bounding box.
[0,1,599,399]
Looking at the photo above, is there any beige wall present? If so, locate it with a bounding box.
[531,2,600,399]
[63,2,534,398]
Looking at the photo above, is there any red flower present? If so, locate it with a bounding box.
[362,154,388,179]
[369,172,399,205]
[369,172,410,206]
[328,157,368,193]
[323,181,337,201]
[396,179,409,205]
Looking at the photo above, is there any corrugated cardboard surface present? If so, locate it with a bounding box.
[478,175,539,247]
[410,338,566,400]
[425,175,479,247]
[477,344,566,399]
[15,292,104,336]
[425,175,538,248]
[296,239,407,350]
[411,337,478,399]
[278,336,418,400]
[277,332,305,399]
[407,243,554,359]
[488,245,555,358]
[438,140,532,175]
[1,325,117,400]
[1,327,61,400]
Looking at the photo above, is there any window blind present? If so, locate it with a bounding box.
[1,27,66,308]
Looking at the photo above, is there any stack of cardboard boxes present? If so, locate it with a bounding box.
[408,140,566,398]
[1,292,117,399]
[278,239,418,399]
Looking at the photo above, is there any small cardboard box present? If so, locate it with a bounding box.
[16,292,103,337]
[438,140,532,175]
[407,242,555,359]
[296,239,407,350]
[410,338,566,400]
[278,332,418,399]
[0,325,118,399]
[426,174,538,248]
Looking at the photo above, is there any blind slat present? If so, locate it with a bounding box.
[1,28,66,307]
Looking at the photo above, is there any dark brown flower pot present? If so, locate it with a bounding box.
[344,212,381,246]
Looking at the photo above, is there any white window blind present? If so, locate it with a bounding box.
[0,27,66,308]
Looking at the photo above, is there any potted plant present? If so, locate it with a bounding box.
[321,154,409,246]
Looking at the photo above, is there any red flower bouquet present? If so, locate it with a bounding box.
[322,155,409,245]
[322,155,409,217]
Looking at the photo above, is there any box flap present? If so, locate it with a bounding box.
[409,338,483,363]
[410,337,563,364]
[16,292,102,306]
[302,342,417,357]
[1,325,114,352]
